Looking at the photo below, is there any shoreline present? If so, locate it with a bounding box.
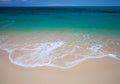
[0,31,120,68]
[0,31,120,84]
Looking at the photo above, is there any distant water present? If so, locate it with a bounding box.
[0,7,120,35]
[0,7,120,69]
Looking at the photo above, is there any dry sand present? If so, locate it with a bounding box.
[0,49,120,84]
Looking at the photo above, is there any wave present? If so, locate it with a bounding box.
[0,33,120,69]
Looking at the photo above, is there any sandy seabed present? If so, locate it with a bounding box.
[0,31,120,84]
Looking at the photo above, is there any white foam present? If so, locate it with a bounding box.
[7,41,65,68]
[89,44,102,51]
[0,34,120,69]
[108,54,120,60]
[108,54,117,58]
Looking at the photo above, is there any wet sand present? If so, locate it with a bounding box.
[0,32,120,84]
[0,50,120,84]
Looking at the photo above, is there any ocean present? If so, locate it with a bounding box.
[0,6,120,69]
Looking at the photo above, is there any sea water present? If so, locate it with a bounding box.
[0,7,120,69]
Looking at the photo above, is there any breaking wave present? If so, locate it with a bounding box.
[0,33,120,69]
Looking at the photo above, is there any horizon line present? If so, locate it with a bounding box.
[0,5,120,7]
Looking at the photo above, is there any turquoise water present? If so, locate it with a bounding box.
[0,7,120,69]
[0,7,120,36]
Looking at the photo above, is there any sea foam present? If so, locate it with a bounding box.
[0,34,120,69]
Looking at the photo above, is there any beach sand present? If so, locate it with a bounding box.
[0,50,120,84]
[0,32,120,84]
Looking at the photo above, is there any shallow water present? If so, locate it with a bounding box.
[0,32,120,69]
[0,7,120,69]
